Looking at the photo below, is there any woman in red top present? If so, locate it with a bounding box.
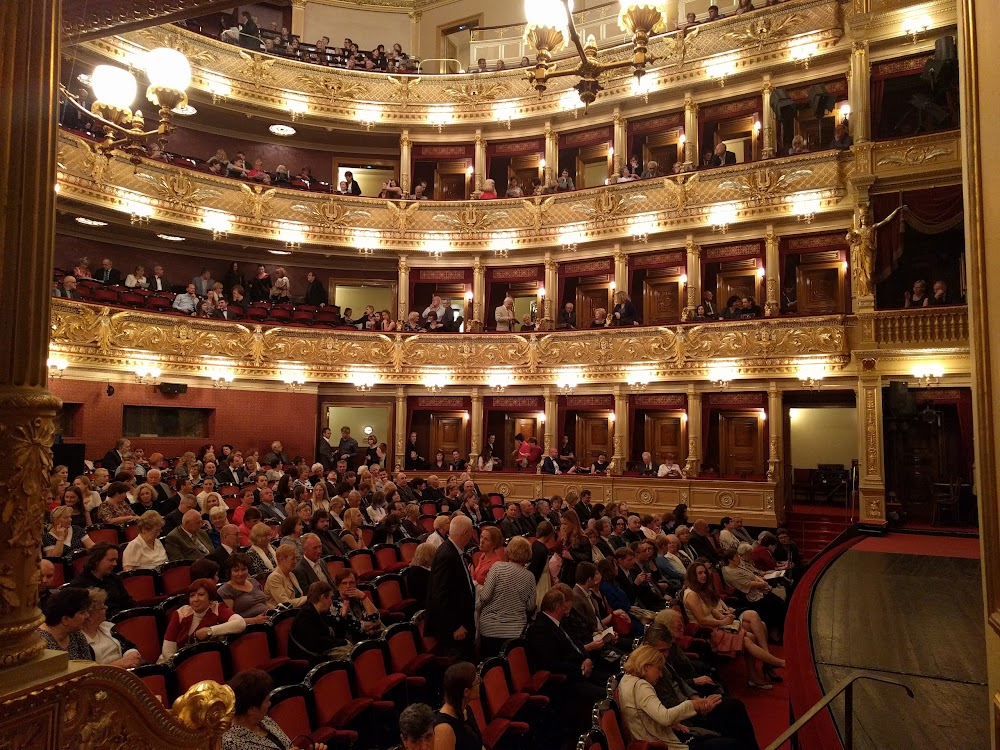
[472,526,507,585]
[479,178,498,199]
[158,578,246,663]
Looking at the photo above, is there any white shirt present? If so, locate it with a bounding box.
[85,621,141,665]
[123,535,169,570]
[426,531,445,549]
[657,462,682,478]
[495,304,516,332]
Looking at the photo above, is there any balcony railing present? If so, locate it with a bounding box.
[873,306,968,346]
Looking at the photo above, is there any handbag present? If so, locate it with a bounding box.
[611,611,633,636]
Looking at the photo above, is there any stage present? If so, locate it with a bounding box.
[808,533,988,749]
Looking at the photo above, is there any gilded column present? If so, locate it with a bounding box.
[399,130,412,195]
[544,386,558,452]
[542,254,558,326]
[470,256,485,332]
[470,387,483,468]
[764,224,780,317]
[857,375,887,525]
[397,255,409,321]
[544,121,558,184]
[0,0,62,674]
[394,386,408,471]
[612,108,626,172]
[766,382,782,487]
[290,0,306,41]
[408,11,422,60]
[613,244,628,294]
[684,236,700,321]
[612,384,629,476]
[474,130,486,192]
[761,75,776,159]
[684,386,701,477]
[848,41,871,143]
[683,92,699,170]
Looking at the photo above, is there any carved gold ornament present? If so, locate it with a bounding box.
[388,75,422,106]
[138,169,221,207]
[443,81,509,105]
[293,199,372,229]
[433,205,507,235]
[572,192,647,223]
[724,14,802,51]
[296,75,368,101]
[875,145,953,167]
[240,183,278,222]
[661,24,701,68]
[83,142,113,185]
[520,196,556,231]
[386,201,421,233]
[719,167,813,206]
[139,29,218,66]
[663,172,700,211]
[237,50,276,88]
[172,680,236,733]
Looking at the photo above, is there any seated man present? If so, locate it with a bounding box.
[637,451,657,475]
[658,453,683,478]
[500,502,522,539]
[540,447,562,475]
[288,581,359,663]
[558,302,576,329]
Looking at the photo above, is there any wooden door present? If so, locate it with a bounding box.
[434,160,471,200]
[429,412,468,457]
[643,413,686,464]
[576,284,612,326]
[576,143,611,189]
[795,258,845,315]
[719,412,763,476]
[575,415,611,465]
[642,275,683,325]
[716,269,761,308]
[504,413,538,461]
[641,131,682,173]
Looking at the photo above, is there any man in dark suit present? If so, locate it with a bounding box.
[205,524,240,580]
[257,488,287,522]
[288,581,353,663]
[499,503,522,539]
[149,265,170,293]
[162,495,197,535]
[218,455,247,487]
[97,258,122,286]
[710,142,737,167]
[163,509,214,562]
[317,427,334,470]
[294,533,335,588]
[144,469,176,512]
[701,290,717,318]
[573,489,594,523]
[622,514,645,545]
[424,515,476,659]
[101,437,129,474]
[343,171,363,196]
[689,518,721,563]
[525,589,607,707]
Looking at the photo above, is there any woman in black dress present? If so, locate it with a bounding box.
[433,662,484,750]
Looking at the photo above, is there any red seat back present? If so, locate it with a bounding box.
[86,525,122,545]
[375,577,405,609]
[420,502,438,516]
[598,705,627,750]
[352,646,389,697]
[174,648,225,693]
[374,545,400,570]
[419,515,436,533]
[398,540,418,563]
[310,666,361,727]
[272,610,296,658]
[505,646,533,693]
[139,671,170,705]
[112,610,162,663]
[481,664,512,720]
[349,550,375,577]
[386,627,420,673]
[160,562,193,595]
[268,691,313,740]
[229,628,274,673]
[120,571,158,604]
[123,522,140,541]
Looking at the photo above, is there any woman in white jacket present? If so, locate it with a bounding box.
[618,645,725,748]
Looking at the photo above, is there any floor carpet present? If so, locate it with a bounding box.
[852,533,981,559]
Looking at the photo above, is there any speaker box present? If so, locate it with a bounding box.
[158,382,188,395]
[53,443,87,478]
[933,35,957,61]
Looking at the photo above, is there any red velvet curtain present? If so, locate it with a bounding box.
[870,79,885,140]
[872,185,964,281]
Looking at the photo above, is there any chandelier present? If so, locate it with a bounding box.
[60,48,191,166]
[523,0,669,108]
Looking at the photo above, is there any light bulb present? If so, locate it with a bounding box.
[145,48,191,93]
[91,65,137,110]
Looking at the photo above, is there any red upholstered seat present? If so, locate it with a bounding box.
[502,641,563,694]
[271,609,297,658]
[172,642,228,694]
[111,607,163,664]
[347,548,383,581]
[481,658,547,721]
[158,560,193,595]
[306,661,375,730]
[397,539,419,563]
[323,554,348,579]
[85,523,122,545]
[119,569,162,606]
[373,543,408,573]
[351,641,409,704]
[267,685,351,747]
[372,573,417,618]
[228,625,295,675]
[132,664,173,705]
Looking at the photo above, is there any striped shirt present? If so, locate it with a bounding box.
[477,561,536,639]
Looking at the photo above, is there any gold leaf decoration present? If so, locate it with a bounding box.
[296,75,368,101]
[83,143,113,185]
[875,145,952,167]
[385,200,421,233]
[724,13,801,50]
[719,167,812,206]
[137,170,221,207]
[520,196,556,231]
[237,50,276,88]
[292,200,372,229]
[662,172,700,212]
[442,81,509,105]
[240,183,277,222]
[660,24,700,68]
[387,75,422,107]
[432,205,508,235]
[139,29,219,66]
[571,191,647,223]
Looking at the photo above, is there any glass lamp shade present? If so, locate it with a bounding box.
[618,0,670,34]
[525,0,572,35]
[145,48,192,93]
[91,65,137,111]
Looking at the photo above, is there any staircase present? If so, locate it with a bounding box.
[784,506,854,562]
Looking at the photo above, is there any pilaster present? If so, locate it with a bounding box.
[394,386,408,471]
[397,255,410,321]
[684,386,701,477]
[683,92,699,170]
[544,387,557,453]
[848,40,871,143]
[290,0,306,41]
[761,75,776,159]
[612,108,627,172]
[470,256,485,331]
[543,254,558,325]
[612,384,629,476]
[613,244,628,293]
[764,224,780,317]
[544,121,558,184]
[470,387,483,466]
[399,130,412,195]
[474,130,486,192]
[684,236,700,320]
[766,382,782,486]
[857,375,887,525]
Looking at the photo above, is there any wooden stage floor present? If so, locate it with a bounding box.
[809,534,988,750]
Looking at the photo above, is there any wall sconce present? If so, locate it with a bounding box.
[791,193,821,223]
[134,362,161,384]
[203,210,232,240]
[353,229,380,255]
[356,105,382,131]
[352,369,378,392]
[47,356,68,379]
[913,363,943,387]
[286,97,308,121]
[708,364,738,388]
[205,75,231,103]
[626,367,654,390]
[428,107,454,132]
[629,217,655,243]
[756,266,766,280]
[487,369,514,393]
[837,102,851,125]
[901,15,931,44]
[705,55,737,86]
[708,203,737,233]
[123,196,154,226]
[281,368,307,391]
[790,40,818,68]
[556,368,582,394]
[493,101,516,129]
[797,363,825,390]
[559,229,583,251]
[424,236,449,259]
[423,371,450,393]
[490,232,514,258]
[631,71,656,103]
[207,366,235,388]
[277,222,305,249]
[680,273,688,285]
[560,89,583,116]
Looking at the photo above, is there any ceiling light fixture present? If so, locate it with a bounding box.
[156,233,186,242]
[269,124,296,137]
[356,105,382,131]
[75,217,108,227]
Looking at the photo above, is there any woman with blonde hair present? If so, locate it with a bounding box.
[43,505,95,558]
[480,178,498,199]
[618,645,720,745]
[264,544,307,609]
[612,290,637,326]
[557,508,591,585]
[122,510,167,570]
[247,522,278,579]
[311,482,331,513]
[340,508,367,550]
[124,265,148,289]
[270,267,291,303]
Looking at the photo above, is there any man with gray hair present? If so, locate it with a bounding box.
[398,703,435,749]
[295,533,333,587]
[162,494,197,534]
[494,295,516,332]
[163,509,214,561]
[425,514,476,659]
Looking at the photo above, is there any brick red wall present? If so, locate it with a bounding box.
[50,378,319,464]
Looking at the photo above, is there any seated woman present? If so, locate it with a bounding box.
[43,505,94,559]
[61,485,92,529]
[246,522,278,579]
[505,177,524,198]
[905,279,931,307]
[425,311,446,331]
[618,645,724,748]
[223,669,328,750]
[81,588,141,668]
[219,554,270,625]
[683,561,784,689]
[37,587,95,660]
[122,510,167,570]
[720,548,787,642]
[158,578,246,663]
[69,543,135,617]
[206,148,228,175]
[124,265,148,289]
[335,569,384,640]
[591,451,611,475]
[479,178,498,199]
[433,662,485,750]
[246,159,270,184]
[279,514,305,554]
[653,533,687,588]
[477,447,496,472]
[264,543,308,609]
[288,581,363,663]
[340,508,367,551]
[590,307,608,328]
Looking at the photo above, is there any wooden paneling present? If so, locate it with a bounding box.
[575,415,611,465]
[796,260,844,315]
[576,284,612,325]
[642,276,683,325]
[643,413,686,465]
[429,412,467,457]
[720,412,764,476]
[716,269,761,307]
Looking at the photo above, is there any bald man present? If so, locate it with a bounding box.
[39,559,57,607]
[163,509,214,561]
[424,514,476,659]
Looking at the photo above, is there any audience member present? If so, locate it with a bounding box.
[81,588,142,667]
[425,514,476,658]
[37,587,94,660]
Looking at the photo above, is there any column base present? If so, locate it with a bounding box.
[859,485,887,524]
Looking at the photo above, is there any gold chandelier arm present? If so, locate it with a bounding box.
[58,83,164,142]
[560,0,590,61]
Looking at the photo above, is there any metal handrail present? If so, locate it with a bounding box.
[764,672,914,750]
[416,58,465,74]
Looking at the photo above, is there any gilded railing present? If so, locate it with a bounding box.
[872,306,968,345]
[76,0,844,124]
[49,299,851,379]
[56,130,853,252]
